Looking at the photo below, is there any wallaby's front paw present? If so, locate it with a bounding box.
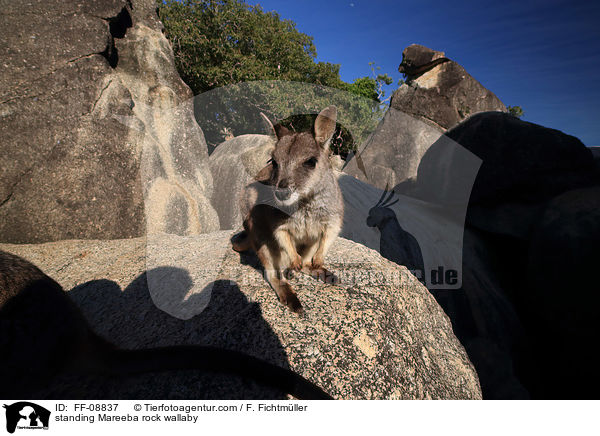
[290,254,302,271]
[311,255,324,270]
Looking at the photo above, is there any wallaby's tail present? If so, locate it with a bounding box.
[105,344,333,400]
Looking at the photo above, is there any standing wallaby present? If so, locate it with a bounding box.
[233,106,344,313]
[0,250,332,400]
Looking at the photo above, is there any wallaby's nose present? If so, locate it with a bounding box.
[275,187,292,201]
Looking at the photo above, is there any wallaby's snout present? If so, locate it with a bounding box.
[272,167,299,206]
[270,145,315,206]
[275,186,292,202]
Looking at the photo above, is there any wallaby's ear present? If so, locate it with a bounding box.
[314,106,337,149]
[260,112,291,140]
[274,123,291,140]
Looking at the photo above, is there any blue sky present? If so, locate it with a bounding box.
[256,0,600,146]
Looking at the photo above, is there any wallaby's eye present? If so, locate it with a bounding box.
[303,157,318,168]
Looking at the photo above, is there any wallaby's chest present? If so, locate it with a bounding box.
[284,204,328,244]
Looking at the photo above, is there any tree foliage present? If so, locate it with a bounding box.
[507,105,524,118]
[159,0,346,92]
[158,0,384,153]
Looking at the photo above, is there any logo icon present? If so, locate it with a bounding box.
[3,402,50,434]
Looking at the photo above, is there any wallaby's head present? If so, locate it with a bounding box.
[262,106,337,207]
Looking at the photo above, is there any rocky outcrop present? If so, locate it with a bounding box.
[521,186,600,398]
[0,233,482,399]
[343,109,600,398]
[589,146,600,171]
[397,44,449,77]
[0,0,219,243]
[450,185,600,399]
[343,107,444,188]
[209,135,275,230]
[391,44,506,130]
[343,44,506,190]
[407,112,600,398]
[338,172,528,399]
[443,112,599,235]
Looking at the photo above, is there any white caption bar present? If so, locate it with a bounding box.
[1,400,598,436]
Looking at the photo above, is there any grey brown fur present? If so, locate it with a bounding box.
[234,107,344,313]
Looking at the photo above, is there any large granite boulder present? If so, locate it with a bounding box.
[342,110,600,398]
[338,173,528,399]
[209,135,275,230]
[343,107,444,189]
[0,0,219,243]
[400,112,599,238]
[447,112,598,206]
[519,186,600,398]
[391,44,507,130]
[422,113,598,398]
[0,233,481,399]
[397,44,449,76]
[590,146,600,172]
[441,112,599,238]
[343,43,505,190]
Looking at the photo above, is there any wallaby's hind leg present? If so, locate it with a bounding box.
[256,245,303,313]
[299,234,340,285]
[274,229,302,271]
[300,241,319,272]
[312,222,341,269]
[308,223,341,285]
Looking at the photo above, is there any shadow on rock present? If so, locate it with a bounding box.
[63,268,291,399]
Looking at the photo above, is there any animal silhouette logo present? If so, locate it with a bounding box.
[3,402,50,434]
[366,185,425,280]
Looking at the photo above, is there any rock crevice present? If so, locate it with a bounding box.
[100,6,133,68]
